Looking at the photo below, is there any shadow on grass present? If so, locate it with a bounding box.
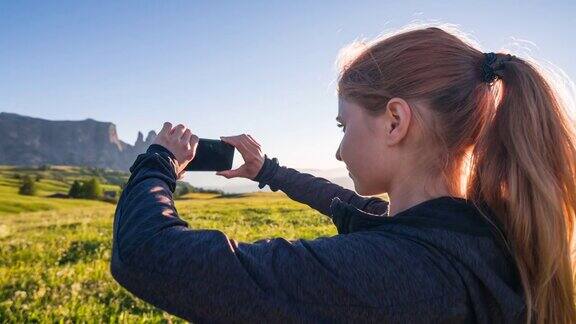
[214,193,249,199]
[58,240,107,265]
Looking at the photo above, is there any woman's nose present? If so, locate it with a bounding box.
[335,146,342,161]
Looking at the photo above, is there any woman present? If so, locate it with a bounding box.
[110,25,576,323]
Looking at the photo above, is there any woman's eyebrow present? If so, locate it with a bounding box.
[336,116,342,122]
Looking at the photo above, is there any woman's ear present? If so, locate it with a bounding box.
[384,97,411,146]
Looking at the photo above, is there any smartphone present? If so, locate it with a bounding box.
[185,138,235,171]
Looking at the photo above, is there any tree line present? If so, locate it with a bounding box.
[67,178,103,199]
[15,169,224,200]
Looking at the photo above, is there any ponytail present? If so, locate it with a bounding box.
[467,54,576,324]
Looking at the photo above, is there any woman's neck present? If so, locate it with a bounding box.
[387,179,460,217]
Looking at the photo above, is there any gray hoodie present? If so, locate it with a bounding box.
[111,144,526,323]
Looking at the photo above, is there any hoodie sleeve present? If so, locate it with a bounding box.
[253,155,389,217]
[109,144,274,321]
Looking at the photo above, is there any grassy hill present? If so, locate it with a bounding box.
[0,164,361,322]
[0,165,125,215]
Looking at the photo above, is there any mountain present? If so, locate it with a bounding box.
[219,173,355,194]
[0,112,358,194]
[0,112,156,171]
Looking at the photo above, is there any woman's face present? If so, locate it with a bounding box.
[336,96,414,196]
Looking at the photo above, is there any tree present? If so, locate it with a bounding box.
[18,175,38,196]
[39,164,51,171]
[81,178,102,199]
[68,180,82,198]
[68,178,102,200]
[175,181,193,198]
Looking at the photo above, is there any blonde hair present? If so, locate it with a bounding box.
[336,23,576,324]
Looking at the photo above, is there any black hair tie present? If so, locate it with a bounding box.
[481,52,515,84]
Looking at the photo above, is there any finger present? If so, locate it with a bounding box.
[159,122,172,136]
[180,129,192,143]
[240,136,261,154]
[189,134,199,147]
[186,134,199,159]
[215,168,240,179]
[221,135,258,153]
[234,139,252,158]
[223,137,257,164]
[246,134,261,147]
[171,124,186,138]
[241,134,261,150]
[220,135,241,146]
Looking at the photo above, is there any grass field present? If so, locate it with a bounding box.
[0,165,123,215]
[0,165,349,322]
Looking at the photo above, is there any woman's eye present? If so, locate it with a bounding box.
[337,123,345,132]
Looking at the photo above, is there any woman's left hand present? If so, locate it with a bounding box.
[152,122,199,180]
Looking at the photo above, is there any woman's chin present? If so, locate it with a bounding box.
[350,177,363,194]
[353,182,377,196]
[350,173,367,194]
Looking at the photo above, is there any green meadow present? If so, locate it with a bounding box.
[0,165,357,322]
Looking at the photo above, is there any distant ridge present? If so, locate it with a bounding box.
[0,112,156,171]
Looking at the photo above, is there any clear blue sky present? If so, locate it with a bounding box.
[1,1,574,171]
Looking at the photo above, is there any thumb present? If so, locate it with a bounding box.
[216,169,239,179]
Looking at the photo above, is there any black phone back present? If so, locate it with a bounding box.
[185,138,235,171]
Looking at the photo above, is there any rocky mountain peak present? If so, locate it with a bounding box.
[0,112,155,171]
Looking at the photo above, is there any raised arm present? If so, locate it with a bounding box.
[253,154,389,217]
[110,144,458,322]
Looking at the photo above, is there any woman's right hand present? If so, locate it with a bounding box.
[216,134,265,180]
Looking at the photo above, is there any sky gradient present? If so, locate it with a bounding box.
[1,1,574,190]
